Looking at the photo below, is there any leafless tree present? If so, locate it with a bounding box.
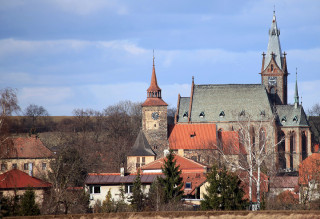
[217,113,283,210]
[308,103,320,116]
[24,104,49,125]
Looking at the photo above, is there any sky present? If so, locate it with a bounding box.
[0,0,319,116]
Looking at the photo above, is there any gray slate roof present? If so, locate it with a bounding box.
[179,84,273,123]
[177,97,190,123]
[128,130,156,156]
[276,105,309,127]
[264,12,283,70]
[85,174,162,185]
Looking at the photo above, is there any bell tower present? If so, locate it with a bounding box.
[260,11,288,105]
[141,55,168,157]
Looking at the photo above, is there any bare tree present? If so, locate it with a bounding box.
[217,113,283,210]
[308,103,320,116]
[24,104,49,124]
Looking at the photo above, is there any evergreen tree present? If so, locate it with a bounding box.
[130,170,144,211]
[158,149,184,203]
[201,165,247,210]
[102,189,114,212]
[20,188,40,216]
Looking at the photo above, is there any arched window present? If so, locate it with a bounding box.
[271,64,274,72]
[259,128,266,152]
[302,131,307,160]
[290,132,295,169]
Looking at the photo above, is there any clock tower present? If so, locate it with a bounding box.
[260,11,288,105]
[141,56,168,157]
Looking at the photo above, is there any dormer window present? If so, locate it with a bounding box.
[293,116,298,122]
[219,111,225,117]
[185,182,192,189]
[281,116,287,123]
[199,111,205,118]
[240,110,245,116]
[260,110,265,116]
[183,111,188,118]
[190,132,196,138]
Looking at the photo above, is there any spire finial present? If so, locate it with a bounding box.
[294,67,299,108]
[153,49,155,67]
[273,5,275,14]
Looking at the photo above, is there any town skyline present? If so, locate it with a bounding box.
[1,0,319,115]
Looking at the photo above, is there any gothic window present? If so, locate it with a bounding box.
[259,128,266,152]
[278,131,286,170]
[302,131,307,161]
[290,132,295,169]
[271,64,274,72]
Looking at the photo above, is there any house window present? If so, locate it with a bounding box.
[1,164,7,171]
[185,182,192,189]
[42,163,47,170]
[24,163,29,170]
[125,185,133,194]
[89,186,101,194]
[12,163,17,169]
[141,157,145,166]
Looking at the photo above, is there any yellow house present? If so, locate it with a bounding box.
[0,136,54,178]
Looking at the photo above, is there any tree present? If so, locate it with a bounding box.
[20,188,40,216]
[308,103,320,116]
[101,189,114,213]
[130,170,144,211]
[24,104,49,128]
[158,149,184,204]
[201,165,247,210]
[0,88,20,116]
[146,179,164,211]
[217,113,283,210]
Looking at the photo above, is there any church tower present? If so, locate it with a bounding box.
[260,11,288,105]
[141,56,168,157]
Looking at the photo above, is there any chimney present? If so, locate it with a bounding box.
[120,167,125,177]
[163,149,170,157]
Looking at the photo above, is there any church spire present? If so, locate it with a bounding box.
[264,10,282,70]
[294,68,299,108]
[147,53,161,97]
[142,52,168,107]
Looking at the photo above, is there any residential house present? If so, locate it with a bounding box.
[0,169,51,205]
[0,136,54,178]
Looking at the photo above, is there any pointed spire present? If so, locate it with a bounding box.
[264,10,282,70]
[147,51,161,94]
[294,68,299,108]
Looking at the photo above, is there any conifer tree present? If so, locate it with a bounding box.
[201,165,247,210]
[130,170,144,211]
[20,188,40,216]
[158,149,184,203]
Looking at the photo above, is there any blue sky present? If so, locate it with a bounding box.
[0,0,319,115]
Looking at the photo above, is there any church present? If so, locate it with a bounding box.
[127,11,312,173]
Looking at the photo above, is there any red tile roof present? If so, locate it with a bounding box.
[299,153,320,185]
[3,136,54,159]
[0,169,51,189]
[220,131,245,155]
[147,64,161,92]
[140,154,208,173]
[237,171,269,203]
[168,124,217,150]
[181,173,207,195]
[141,98,168,106]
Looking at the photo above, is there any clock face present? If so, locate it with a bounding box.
[268,76,277,86]
[151,112,159,120]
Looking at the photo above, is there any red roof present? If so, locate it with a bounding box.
[299,153,320,185]
[140,154,208,173]
[181,173,207,195]
[0,169,51,189]
[2,136,54,159]
[168,124,217,150]
[220,131,245,155]
[141,98,168,106]
[237,171,269,203]
[147,65,161,92]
